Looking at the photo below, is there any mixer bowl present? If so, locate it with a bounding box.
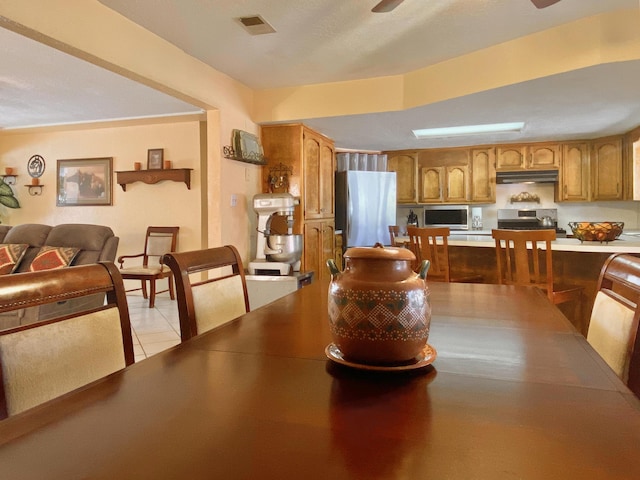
[266,234,303,264]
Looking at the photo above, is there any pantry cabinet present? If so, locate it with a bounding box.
[303,220,335,283]
[302,129,335,219]
[261,124,335,276]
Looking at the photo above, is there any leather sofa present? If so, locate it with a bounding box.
[0,223,119,330]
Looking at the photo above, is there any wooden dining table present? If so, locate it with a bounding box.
[0,279,639,479]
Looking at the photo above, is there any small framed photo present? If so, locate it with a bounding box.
[57,157,113,206]
[147,148,164,169]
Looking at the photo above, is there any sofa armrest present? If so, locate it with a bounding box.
[99,236,119,263]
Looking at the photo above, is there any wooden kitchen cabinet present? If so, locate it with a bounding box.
[496,143,560,170]
[303,129,335,219]
[261,124,336,277]
[557,143,590,202]
[445,165,469,202]
[303,220,335,283]
[419,165,469,203]
[387,152,417,203]
[470,147,495,203]
[496,145,526,170]
[591,136,623,201]
[334,231,343,269]
[529,143,561,169]
[419,166,443,202]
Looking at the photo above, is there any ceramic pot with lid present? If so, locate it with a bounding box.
[326,244,431,365]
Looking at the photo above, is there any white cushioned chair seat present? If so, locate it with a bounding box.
[0,307,126,416]
[587,291,635,381]
[193,275,247,334]
[119,266,165,275]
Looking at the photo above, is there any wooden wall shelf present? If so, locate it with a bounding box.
[116,168,193,191]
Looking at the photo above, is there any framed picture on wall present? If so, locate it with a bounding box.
[147,148,164,169]
[57,157,113,206]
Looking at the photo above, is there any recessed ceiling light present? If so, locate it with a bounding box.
[412,122,525,139]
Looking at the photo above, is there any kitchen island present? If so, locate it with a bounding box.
[396,233,640,335]
[447,233,640,253]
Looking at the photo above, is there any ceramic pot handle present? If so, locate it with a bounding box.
[327,259,341,278]
[419,260,430,280]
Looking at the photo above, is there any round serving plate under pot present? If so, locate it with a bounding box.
[326,244,431,366]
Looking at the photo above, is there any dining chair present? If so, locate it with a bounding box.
[0,262,134,418]
[587,253,640,396]
[161,245,250,341]
[388,225,400,246]
[118,226,179,308]
[492,228,583,316]
[407,226,483,283]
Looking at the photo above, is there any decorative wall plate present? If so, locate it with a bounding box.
[27,155,45,178]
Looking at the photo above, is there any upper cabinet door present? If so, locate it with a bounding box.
[558,143,589,202]
[303,132,322,218]
[528,144,560,169]
[387,153,417,204]
[445,165,470,203]
[496,146,526,170]
[319,142,335,217]
[496,144,560,170]
[419,166,444,203]
[470,148,496,203]
[302,128,335,219]
[591,137,623,201]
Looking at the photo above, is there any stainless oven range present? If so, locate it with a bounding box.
[497,208,567,237]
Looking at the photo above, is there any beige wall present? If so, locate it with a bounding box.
[0,115,264,264]
[0,118,200,253]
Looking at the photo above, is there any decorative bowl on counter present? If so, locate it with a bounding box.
[568,222,624,242]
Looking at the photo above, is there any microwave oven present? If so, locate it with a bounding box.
[423,205,470,230]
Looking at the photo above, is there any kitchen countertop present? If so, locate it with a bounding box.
[395,234,640,253]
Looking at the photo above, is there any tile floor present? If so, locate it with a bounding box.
[127,293,181,362]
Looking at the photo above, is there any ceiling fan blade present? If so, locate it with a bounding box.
[372,0,405,13]
[531,0,562,8]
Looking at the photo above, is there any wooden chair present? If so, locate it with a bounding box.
[492,228,583,316]
[407,226,483,283]
[161,245,250,342]
[0,262,134,418]
[388,225,400,246]
[118,226,179,308]
[587,253,640,396]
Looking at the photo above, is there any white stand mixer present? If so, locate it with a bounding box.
[248,193,303,275]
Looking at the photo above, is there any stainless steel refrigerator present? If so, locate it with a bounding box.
[335,171,397,248]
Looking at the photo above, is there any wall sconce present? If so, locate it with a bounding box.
[1,174,16,186]
[25,178,43,196]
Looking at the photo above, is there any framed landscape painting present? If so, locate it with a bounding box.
[57,157,113,206]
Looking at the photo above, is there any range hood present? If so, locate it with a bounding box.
[496,170,559,184]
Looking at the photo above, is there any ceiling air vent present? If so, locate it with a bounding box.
[236,15,276,35]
